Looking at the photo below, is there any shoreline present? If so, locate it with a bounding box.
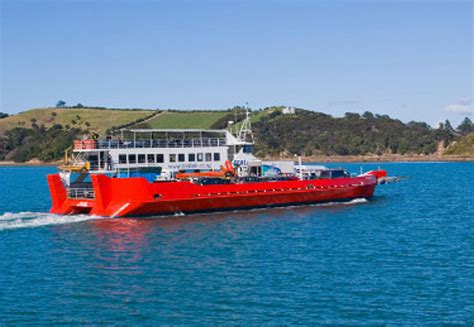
[0,161,60,167]
[1,154,473,167]
[295,154,474,163]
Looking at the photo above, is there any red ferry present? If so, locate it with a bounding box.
[48,170,386,217]
[47,110,388,217]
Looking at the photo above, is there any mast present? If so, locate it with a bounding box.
[237,103,254,144]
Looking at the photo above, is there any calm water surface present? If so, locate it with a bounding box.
[0,163,473,325]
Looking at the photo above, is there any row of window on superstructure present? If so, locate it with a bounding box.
[118,152,221,164]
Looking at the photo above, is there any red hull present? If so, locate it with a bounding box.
[48,174,378,218]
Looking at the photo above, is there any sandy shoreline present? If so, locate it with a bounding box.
[1,154,472,167]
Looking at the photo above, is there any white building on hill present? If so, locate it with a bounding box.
[282,106,296,115]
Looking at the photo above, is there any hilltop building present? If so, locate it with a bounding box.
[282,106,296,115]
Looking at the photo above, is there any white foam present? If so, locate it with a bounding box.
[349,198,369,204]
[276,197,369,209]
[0,199,370,229]
[0,212,102,231]
[316,198,369,207]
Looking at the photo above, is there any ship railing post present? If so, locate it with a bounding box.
[297,154,303,180]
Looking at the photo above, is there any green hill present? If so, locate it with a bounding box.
[0,108,155,135]
[0,107,251,135]
[444,133,474,156]
[0,107,235,162]
[1,106,473,162]
[133,107,273,132]
[133,111,228,129]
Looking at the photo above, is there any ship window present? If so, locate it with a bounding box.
[243,145,253,153]
[169,154,176,163]
[320,170,331,179]
[197,153,203,162]
[178,154,185,162]
[205,153,212,162]
[119,154,127,164]
[138,154,146,163]
[213,153,220,161]
[147,154,155,163]
[88,155,98,169]
[331,170,346,178]
[128,154,136,164]
[156,154,164,163]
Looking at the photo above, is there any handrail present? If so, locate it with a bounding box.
[67,188,95,199]
[87,138,226,150]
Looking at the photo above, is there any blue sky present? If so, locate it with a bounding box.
[1,0,472,126]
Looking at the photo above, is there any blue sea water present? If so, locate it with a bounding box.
[0,162,473,325]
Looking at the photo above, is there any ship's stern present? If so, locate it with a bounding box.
[48,173,153,217]
[48,174,97,215]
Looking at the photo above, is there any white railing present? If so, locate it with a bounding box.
[95,138,226,149]
[67,188,95,199]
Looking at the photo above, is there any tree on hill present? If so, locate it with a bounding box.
[362,111,374,119]
[443,119,456,134]
[2,126,83,162]
[56,100,66,108]
[457,117,473,135]
[344,112,360,120]
[228,105,249,112]
[0,112,9,119]
[434,120,456,145]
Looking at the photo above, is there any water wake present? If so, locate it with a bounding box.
[0,199,369,229]
[315,198,369,207]
[0,212,102,231]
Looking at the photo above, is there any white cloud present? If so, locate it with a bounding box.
[443,97,474,115]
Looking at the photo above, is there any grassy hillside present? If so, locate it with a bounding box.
[1,106,472,162]
[444,133,474,156]
[0,108,155,134]
[231,107,283,134]
[133,111,228,129]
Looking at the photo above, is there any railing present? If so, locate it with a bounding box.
[74,140,97,150]
[67,188,95,199]
[92,138,226,150]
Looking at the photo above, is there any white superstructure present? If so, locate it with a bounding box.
[67,125,259,176]
[64,108,299,180]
